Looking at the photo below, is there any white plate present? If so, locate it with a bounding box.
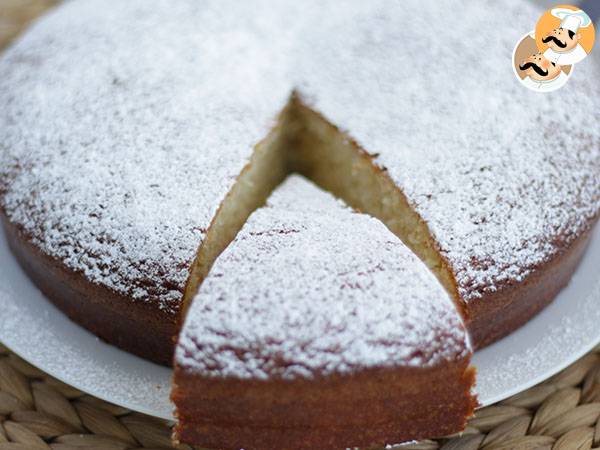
[1,225,599,420]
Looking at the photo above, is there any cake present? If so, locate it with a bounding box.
[0,0,598,448]
[172,175,476,449]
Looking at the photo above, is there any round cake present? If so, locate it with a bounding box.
[0,0,598,448]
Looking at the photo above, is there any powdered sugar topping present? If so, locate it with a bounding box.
[1,0,598,314]
[293,0,600,301]
[177,176,468,379]
[0,0,292,312]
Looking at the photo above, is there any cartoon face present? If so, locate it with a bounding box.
[519,53,562,81]
[542,27,581,52]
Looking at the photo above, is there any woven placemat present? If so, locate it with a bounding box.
[2,2,600,449]
[1,342,600,450]
[0,0,59,51]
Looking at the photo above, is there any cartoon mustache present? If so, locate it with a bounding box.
[542,35,567,48]
[519,62,549,77]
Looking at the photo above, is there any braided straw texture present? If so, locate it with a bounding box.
[1,2,599,449]
[2,343,600,450]
[0,0,59,51]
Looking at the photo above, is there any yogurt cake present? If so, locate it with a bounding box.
[0,0,598,448]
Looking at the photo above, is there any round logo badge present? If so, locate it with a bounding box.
[513,5,595,93]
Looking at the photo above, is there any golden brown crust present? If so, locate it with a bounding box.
[466,221,597,349]
[1,214,177,366]
[2,176,597,449]
[3,207,597,365]
[172,362,476,450]
[3,204,596,365]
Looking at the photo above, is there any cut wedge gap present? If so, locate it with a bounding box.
[286,96,461,312]
[180,106,292,318]
[181,93,462,323]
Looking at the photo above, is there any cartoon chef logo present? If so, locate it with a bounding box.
[539,7,594,65]
[513,33,574,92]
[518,50,570,92]
[512,5,595,93]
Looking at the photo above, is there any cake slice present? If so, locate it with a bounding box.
[172,175,475,450]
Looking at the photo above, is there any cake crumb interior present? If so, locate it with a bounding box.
[180,106,291,317]
[181,94,460,323]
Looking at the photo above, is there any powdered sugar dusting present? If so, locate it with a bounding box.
[293,0,600,302]
[0,0,292,313]
[177,176,468,379]
[1,0,599,317]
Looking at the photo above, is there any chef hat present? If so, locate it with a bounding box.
[551,8,592,33]
[561,15,583,33]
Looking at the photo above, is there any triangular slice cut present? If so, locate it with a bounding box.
[172,175,475,450]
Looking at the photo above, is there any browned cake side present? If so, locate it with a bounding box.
[172,360,476,450]
[2,206,597,366]
[1,215,177,366]
[466,221,597,348]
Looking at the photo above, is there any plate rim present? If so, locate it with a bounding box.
[1,224,600,419]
